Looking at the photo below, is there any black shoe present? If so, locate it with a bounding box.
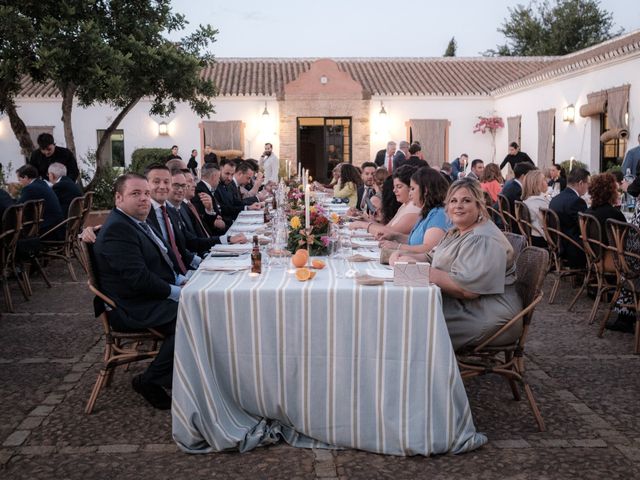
[132,375,171,410]
[605,317,636,334]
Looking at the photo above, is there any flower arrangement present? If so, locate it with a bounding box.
[287,204,335,256]
[473,116,504,134]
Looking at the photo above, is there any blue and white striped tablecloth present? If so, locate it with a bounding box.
[171,258,487,456]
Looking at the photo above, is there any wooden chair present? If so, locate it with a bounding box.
[0,205,25,312]
[457,246,549,432]
[17,199,51,296]
[540,207,587,306]
[514,201,534,246]
[76,192,94,272]
[40,196,86,281]
[601,219,640,354]
[503,232,527,259]
[497,194,518,234]
[577,213,618,324]
[81,241,164,414]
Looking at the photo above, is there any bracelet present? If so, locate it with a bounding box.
[366,222,373,233]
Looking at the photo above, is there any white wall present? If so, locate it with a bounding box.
[494,54,640,172]
[369,96,496,164]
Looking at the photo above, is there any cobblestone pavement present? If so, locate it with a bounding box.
[1,260,639,479]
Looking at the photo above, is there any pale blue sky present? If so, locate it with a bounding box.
[169,0,639,57]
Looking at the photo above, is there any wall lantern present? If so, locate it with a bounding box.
[563,104,575,123]
[158,121,169,135]
[379,101,387,116]
[262,101,269,117]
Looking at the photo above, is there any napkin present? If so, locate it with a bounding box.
[365,269,394,281]
[200,256,251,271]
[352,238,380,248]
[211,243,253,253]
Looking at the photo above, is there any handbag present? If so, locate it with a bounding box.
[393,262,430,287]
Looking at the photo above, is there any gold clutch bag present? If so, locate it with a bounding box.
[393,262,430,287]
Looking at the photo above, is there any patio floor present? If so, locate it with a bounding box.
[1,259,639,479]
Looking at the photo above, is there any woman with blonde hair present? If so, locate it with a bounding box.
[521,169,549,247]
[480,163,504,202]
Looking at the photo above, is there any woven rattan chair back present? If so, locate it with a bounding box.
[514,200,534,245]
[497,194,517,233]
[0,204,25,312]
[21,199,44,238]
[503,232,527,259]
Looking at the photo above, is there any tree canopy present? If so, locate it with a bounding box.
[486,0,621,56]
[443,37,457,57]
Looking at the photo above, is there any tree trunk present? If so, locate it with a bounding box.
[85,97,139,192]
[60,82,77,157]
[4,97,34,162]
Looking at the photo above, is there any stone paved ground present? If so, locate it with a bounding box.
[1,260,639,479]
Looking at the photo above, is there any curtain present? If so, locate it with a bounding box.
[202,121,243,152]
[537,109,555,169]
[579,91,607,117]
[507,116,521,145]
[409,119,448,167]
[602,85,630,141]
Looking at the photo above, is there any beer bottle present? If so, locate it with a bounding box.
[251,235,262,274]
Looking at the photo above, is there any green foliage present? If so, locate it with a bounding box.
[560,159,588,174]
[130,148,172,174]
[0,161,13,188]
[444,37,457,57]
[79,150,118,210]
[486,0,621,56]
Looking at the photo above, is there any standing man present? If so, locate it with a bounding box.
[166,145,182,162]
[260,143,279,184]
[29,133,79,182]
[203,145,218,165]
[467,159,485,181]
[48,162,82,217]
[374,141,397,172]
[451,154,468,179]
[621,133,640,178]
[392,141,410,171]
[187,149,198,177]
[500,142,534,171]
[93,173,182,409]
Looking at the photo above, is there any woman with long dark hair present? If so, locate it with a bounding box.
[332,163,361,207]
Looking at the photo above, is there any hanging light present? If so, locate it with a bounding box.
[562,104,575,123]
[262,101,269,117]
[379,101,387,116]
[158,121,168,135]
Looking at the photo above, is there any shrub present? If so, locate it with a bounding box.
[130,148,171,174]
[80,150,119,210]
[559,159,588,174]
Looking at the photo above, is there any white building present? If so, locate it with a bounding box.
[1,30,638,181]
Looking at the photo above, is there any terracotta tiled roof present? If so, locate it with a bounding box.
[16,30,640,99]
[493,29,640,95]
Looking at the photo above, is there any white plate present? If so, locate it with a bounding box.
[211,243,253,253]
[365,269,394,280]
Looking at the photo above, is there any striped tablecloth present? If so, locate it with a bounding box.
[171,258,487,456]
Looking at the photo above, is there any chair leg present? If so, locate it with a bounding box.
[523,383,546,432]
[568,270,590,311]
[13,267,30,301]
[32,258,52,288]
[2,276,14,313]
[548,274,561,304]
[599,286,622,338]
[85,369,109,414]
[104,366,116,387]
[66,258,78,282]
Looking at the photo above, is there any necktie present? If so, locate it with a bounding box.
[160,205,187,274]
[138,221,175,270]
[360,187,369,211]
[186,201,211,238]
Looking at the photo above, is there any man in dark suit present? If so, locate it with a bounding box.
[167,169,246,256]
[0,189,13,220]
[48,162,82,217]
[392,140,410,171]
[93,173,182,409]
[16,164,64,238]
[374,141,397,171]
[549,167,590,268]
[193,162,231,233]
[403,143,429,169]
[354,162,377,214]
[215,160,263,220]
[498,162,536,230]
[144,164,200,275]
[29,133,79,181]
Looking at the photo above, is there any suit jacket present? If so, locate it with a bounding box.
[356,185,375,212]
[93,209,178,330]
[498,179,522,231]
[374,149,386,167]
[192,180,228,233]
[145,203,196,269]
[18,178,64,235]
[403,156,429,169]
[52,176,83,217]
[549,188,588,244]
[170,203,220,256]
[228,179,258,206]
[29,146,79,181]
[392,150,407,171]
[0,189,13,221]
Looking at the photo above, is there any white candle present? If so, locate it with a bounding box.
[305,185,311,230]
[298,162,301,177]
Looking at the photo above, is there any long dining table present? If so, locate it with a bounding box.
[171,210,487,456]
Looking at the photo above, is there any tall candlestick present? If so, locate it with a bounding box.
[298,162,301,177]
[305,184,311,230]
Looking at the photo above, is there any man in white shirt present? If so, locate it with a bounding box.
[260,142,279,184]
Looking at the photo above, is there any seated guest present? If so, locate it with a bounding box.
[549,167,590,268]
[403,142,429,168]
[93,173,182,409]
[480,163,504,203]
[585,173,626,244]
[499,162,536,230]
[215,159,262,220]
[193,163,230,233]
[369,167,390,219]
[353,162,378,215]
[16,164,64,238]
[467,159,485,181]
[440,162,454,184]
[314,163,343,191]
[521,169,550,248]
[400,178,522,351]
[48,162,82,217]
[166,170,245,255]
[29,133,79,181]
[228,160,263,206]
[144,164,200,274]
[333,163,361,208]
[0,188,14,220]
[349,165,420,236]
[240,158,268,202]
[450,154,468,180]
[548,163,567,194]
[380,167,451,263]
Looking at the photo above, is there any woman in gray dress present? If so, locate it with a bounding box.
[428,178,522,351]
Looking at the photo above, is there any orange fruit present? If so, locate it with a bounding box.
[291,253,307,268]
[295,268,312,281]
[311,259,326,269]
[295,249,309,263]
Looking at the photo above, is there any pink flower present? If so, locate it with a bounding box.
[320,236,330,247]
